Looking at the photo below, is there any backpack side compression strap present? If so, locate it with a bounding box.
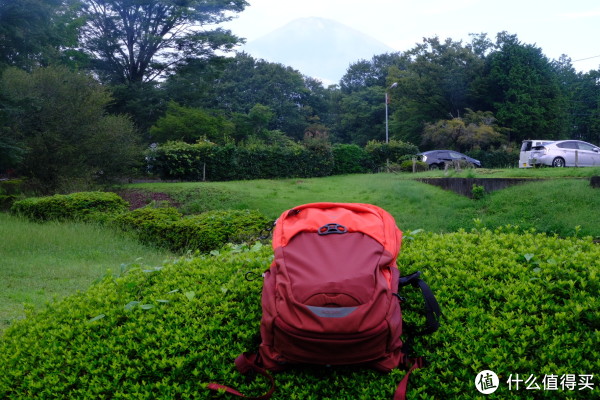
[207,353,275,400]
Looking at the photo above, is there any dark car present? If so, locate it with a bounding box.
[418,150,482,169]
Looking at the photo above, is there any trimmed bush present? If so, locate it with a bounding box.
[10,191,129,222]
[163,210,272,253]
[115,207,271,253]
[466,148,517,169]
[365,140,420,170]
[0,179,24,210]
[332,144,373,174]
[0,229,597,399]
[399,159,429,173]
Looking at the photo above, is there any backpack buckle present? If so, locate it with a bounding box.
[318,223,348,235]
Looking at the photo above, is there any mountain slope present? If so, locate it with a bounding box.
[241,17,395,84]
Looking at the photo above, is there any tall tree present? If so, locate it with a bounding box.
[0,0,82,71]
[213,53,313,140]
[1,66,141,191]
[479,32,567,142]
[79,0,248,84]
[387,36,485,144]
[552,56,600,144]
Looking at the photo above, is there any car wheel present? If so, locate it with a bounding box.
[552,157,566,167]
[429,163,440,170]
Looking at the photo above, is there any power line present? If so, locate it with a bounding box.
[573,54,600,62]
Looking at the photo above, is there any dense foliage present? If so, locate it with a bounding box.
[0,229,597,399]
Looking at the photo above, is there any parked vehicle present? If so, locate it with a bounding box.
[418,150,481,169]
[529,140,600,167]
[519,139,554,168]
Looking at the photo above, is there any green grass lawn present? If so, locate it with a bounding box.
[0,213,174,333]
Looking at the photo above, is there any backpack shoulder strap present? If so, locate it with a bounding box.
[399,271,442,335]
[207,353,275,400]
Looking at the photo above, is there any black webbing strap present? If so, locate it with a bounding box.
[399,271,442,335]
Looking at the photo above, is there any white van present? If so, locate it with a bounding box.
[519,139,555,168]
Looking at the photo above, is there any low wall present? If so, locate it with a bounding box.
[417,178,545,198]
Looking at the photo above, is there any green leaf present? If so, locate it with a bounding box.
[87,314,105,323]
[124,301,141,310]
[184,291,195,301]
[139,304,154,310]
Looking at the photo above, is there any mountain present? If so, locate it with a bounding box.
[241,17,395,85]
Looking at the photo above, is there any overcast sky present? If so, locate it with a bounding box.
[222,0,600,73]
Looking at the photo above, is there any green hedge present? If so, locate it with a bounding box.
[332,144,373,174]
[365,140,420,170]
[147,141,337,181]
[147,140,423,181]
[1,229,597,399]
[466,148,517,169]
[10,191,129,222]
[115,207,271,253]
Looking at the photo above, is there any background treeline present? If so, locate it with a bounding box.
[1,1,599,191]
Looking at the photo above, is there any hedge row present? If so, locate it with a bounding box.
[9,191,129,222]
[1,228,597,399]
[10,192,271,254]
[466,148,518,168]
[114,207,271,253]
[147,140,419,181]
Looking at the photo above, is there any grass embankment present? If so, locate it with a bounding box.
[0,213,173,333]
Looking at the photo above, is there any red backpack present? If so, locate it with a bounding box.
[209,203,441,400]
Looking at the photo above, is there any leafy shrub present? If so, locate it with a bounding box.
[332,144,373,174]
[471,184,485,199]
[0,179,24,210]
[115,207,271,253]
[10,191,129,222]
[163,210,272,253]
[399,159,429,173]
[1,229,597,399]
[365,140,419,170]
[466,148,517,168]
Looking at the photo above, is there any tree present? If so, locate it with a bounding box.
[422,110,506,152]
[336,86,386,145]
[0,0,83,71]
[79,0,248,84]
[1,66,142,191]
[339,52,408,94]
[149,101,233,144]
[552,56,600,144]
[213,53,314,140]
[479,32,567,142]
[387,36,486,144]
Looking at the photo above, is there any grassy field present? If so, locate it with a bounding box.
[0,213,174,333]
